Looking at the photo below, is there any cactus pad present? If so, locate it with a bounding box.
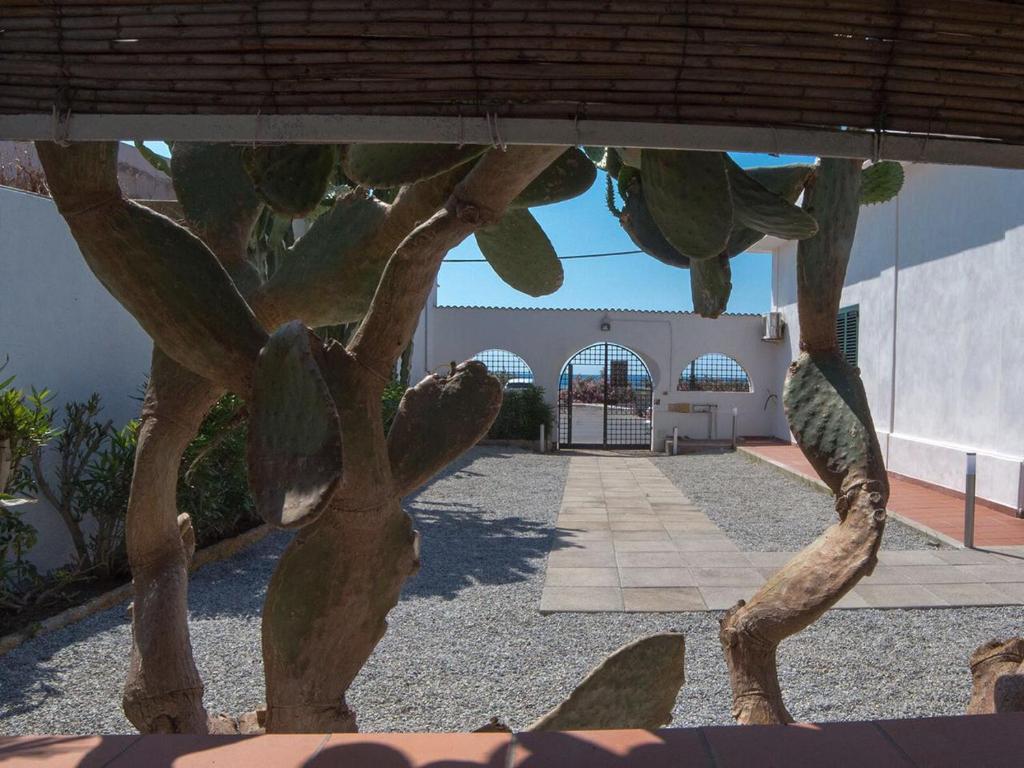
[259,194,390,327]
[860,161,904,205]
[340,143,487,188]
[244,144,338,217]
[783,350,887,496]
[689,254,732,318]
[619,186,690,268]
[475,209,564,297]
[247,321,343,529]
[511,147,596,208]
[388,361,503,495]
[641,149,733,259]
[170,143,261,258]
[725,164,815,257]
[529,633,686,731]
[726,156,819,241]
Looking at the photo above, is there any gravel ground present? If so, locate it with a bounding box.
[653,451,947,551]
[2,446,1018,736]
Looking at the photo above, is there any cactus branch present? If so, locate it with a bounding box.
[349,145,566,381]
[719,159,889,725]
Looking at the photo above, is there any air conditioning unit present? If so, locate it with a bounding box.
[762,311,785,342]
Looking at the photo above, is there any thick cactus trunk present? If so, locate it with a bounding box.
[719,159,889,725]
[259,146,564,733]
[123,351,222,733]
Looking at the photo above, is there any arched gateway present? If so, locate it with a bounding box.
[557,342,653,449]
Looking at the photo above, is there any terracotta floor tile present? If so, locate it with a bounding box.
[0,736,140,768]
[512,729,711,768]
[878,713,1024,768]
[316,732,510,767]
[701,721,911,768]
[110,735,328,768]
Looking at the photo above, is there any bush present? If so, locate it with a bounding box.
[178,393,258,549]
[381,379,405,435]
[0,369,57,606]
[488,385,553,441]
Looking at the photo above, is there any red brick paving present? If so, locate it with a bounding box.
[743,440,1024,547]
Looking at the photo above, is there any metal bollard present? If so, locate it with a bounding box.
[731,407,738,450]
[964,452,977,549]
[539,423,545,454]
[672,427,679,456]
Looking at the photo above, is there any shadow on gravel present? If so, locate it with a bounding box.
[402,500,567,601]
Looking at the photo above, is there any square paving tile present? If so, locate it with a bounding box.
[959,564,1024,583]
[856,584,949,608]
[744,551,796,567]
[619,568,696,588]
[622,587,707,612]
[834,589,870,609]
[876,550,947,566]
[691,567,765,587]
[547,550,617,568]
[616,551,685,569]
[678,551,752,568]
[545,567,620,587]
[925,582,1016,606]
[671,536,739,552]
[989,582,1024,602]
[539,587,624,612]
[699,586,759,610]
[614,540,679,552]
[613,531,675,542]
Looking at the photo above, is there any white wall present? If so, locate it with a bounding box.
[772,163,1024,510]
[1,186,154,570]
[414,287,785,447]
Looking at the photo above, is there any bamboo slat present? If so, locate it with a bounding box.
[1,0,1022,149]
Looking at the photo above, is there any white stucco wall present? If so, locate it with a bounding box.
[412,288,785,447]
[772,163,1024,510]
[1,186,154,570]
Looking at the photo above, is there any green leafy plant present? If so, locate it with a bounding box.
[78,420,138,579]
[488,385,553,440]
[178,394,258,548]
[0,367,57,607]
[381,379,405,435]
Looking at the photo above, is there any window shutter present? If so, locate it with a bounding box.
[836,305,859,367]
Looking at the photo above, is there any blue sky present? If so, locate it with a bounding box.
[144,143,812,314]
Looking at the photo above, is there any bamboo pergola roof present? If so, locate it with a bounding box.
[3,1,1024,167]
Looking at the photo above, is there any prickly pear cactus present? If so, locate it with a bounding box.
[247,321,342,529]
[860,161,904,205]
[783,350,887,496]
[244,144,338,217]
[619,183,690,269]
[511,147,596,208]
[475,209,564,297]
[641,149,733,259]
[340,143,486,188]
[529,633,686,731]
[689,255,732,319]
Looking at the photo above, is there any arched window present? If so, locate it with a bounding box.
[678,353,751,392]
[472,349,534,388]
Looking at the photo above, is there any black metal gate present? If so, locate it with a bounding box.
[557,342,653,448]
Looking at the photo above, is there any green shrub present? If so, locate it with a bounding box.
[488,385,553,441]
[178,393,258,548]
[381,379,405,435]
[0,369,57,605]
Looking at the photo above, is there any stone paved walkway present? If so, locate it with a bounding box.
[540,456,1024,612]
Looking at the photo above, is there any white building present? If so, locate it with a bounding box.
[2,160,1023,569]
